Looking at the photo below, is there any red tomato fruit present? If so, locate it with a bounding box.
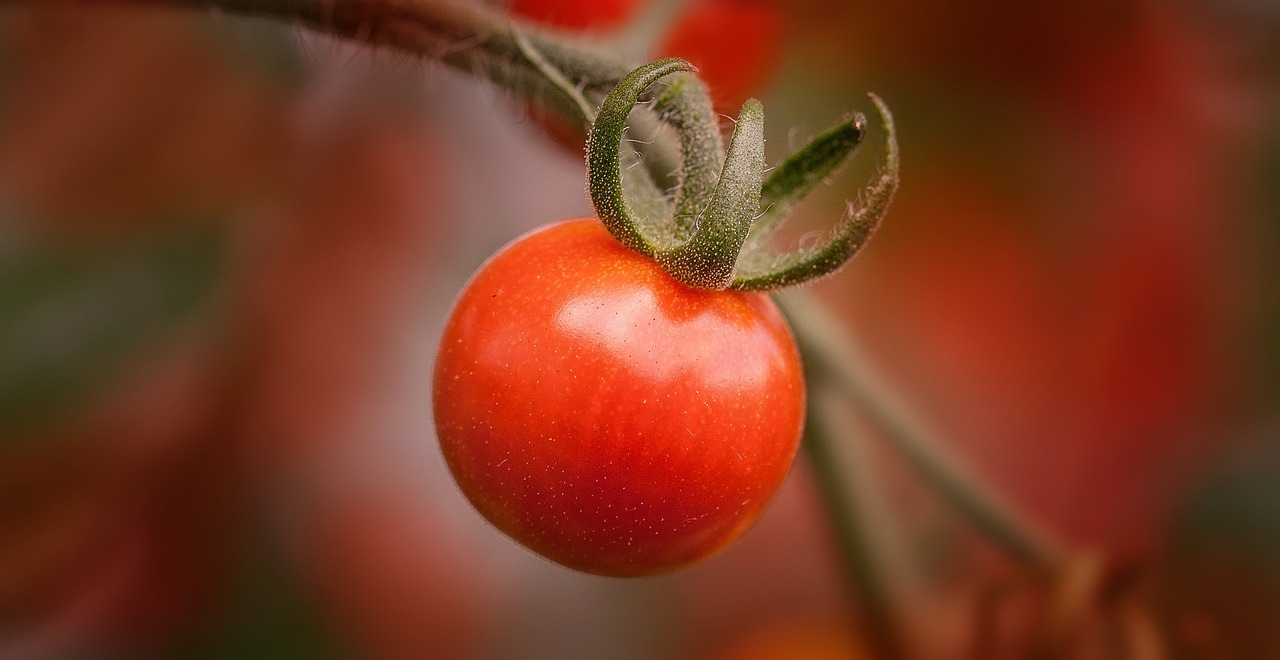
[433,219,805,576]
[507,0,642,33]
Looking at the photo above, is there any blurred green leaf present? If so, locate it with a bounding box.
[0,223,228,436]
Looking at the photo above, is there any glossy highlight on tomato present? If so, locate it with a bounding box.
[433,219,805,576]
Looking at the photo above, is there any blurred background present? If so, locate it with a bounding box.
[0,0,1277,658]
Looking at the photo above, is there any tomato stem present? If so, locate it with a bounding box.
[64,0,685,187]
[60,0,899,290]
[101,0,629,86]
[804,389,914,660]
[512,28,598,134]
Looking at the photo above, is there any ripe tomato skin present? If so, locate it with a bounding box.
[433,219,805,577]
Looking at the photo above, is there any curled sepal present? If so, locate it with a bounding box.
[587,59,898,292]
[650,74,726,237]
[743,113,866,252]
[586,57,696,259]
[658,99,765,290]
[731,94,899,291]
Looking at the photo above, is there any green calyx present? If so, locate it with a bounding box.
[586,58,900,292]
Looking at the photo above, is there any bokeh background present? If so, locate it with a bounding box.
[0,0,1278,658]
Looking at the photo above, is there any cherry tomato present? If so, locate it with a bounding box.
[433,219,805,576]
[507,0,642,33]
[655,0,785,116]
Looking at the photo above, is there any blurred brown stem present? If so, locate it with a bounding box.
[100,0,630,86]
[19,0,683,187]
[804,387,913,660]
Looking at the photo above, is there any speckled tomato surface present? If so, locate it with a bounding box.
[432,219,805,576]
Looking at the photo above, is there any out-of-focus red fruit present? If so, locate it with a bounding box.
[787,0,1137,93]
[507,0,642,33]
[656,0,785,115]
